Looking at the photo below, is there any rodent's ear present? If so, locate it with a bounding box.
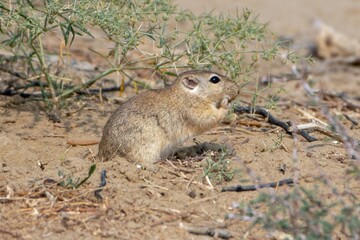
[181,76,199,90]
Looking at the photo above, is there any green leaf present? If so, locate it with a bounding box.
[66,23,76,46]
[60,23,69,45]
[73,23,94,39]
[2,32,22,47]
[75,164,97,188]
[163,71,178,77]
[25,0,35,9]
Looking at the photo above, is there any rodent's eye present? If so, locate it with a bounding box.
[209,76,221,84]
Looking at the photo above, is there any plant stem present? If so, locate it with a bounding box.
[37,36,58,103]
[55,68,118,101]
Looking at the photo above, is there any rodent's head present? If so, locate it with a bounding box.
[176,70,240,108]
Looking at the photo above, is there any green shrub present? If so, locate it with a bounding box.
[0,0,290,109]
[228,167,360,239]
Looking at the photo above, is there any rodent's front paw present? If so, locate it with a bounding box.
[220,97,231,109]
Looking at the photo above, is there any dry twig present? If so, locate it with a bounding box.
[234,105,317,142]
[67,139,100,146]
[322,91,360,110]
[221,178,294,192]
[183,225,232,239]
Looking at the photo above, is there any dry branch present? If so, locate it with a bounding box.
[234,105,317,142]
[288,122,343,142]
[344,114,359,129]
[184,225,232,239]
[322,91,360,110]
[259,73,302,85]
[67,139,100,146]
[0,65,27,79]
[221,178,294,192]
[294,108,359,143]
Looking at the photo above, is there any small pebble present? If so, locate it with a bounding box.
[188,190,196,199]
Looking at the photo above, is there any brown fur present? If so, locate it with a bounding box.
[97,70,240,164]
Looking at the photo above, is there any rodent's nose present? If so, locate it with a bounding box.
[226,82,240,98]
[227,85,240,99]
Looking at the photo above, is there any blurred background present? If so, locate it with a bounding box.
[175,0,360,38]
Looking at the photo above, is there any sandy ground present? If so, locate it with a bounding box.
[1,1,360,239]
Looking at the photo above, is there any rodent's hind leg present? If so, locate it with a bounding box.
[129,143,162,165]
[126,150,161,173]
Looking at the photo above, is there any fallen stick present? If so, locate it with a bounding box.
[322,91,360,110]
[234,106,317,142]
[67,139,100,146]
[288,122,343,142]
[0,229,21,239]
[221,178,294,192]
[344,114,359,129]
[290,110,359,143]
[259,73,301,85]
[0,65,27,79]
[184,225,232,239]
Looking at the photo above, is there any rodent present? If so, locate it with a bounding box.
[97,70,240,164]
